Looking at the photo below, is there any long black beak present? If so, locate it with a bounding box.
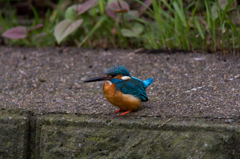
[84,75,111,82]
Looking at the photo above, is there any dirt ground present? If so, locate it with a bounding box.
[0,47,239,119]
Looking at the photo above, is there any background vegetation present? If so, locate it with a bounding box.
[0,0,239,54]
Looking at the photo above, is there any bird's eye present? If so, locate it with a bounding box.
[105,75,113,78]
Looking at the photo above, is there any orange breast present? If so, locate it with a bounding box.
[103,81,142,110]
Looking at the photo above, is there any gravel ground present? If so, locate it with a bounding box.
[0,47,239,118]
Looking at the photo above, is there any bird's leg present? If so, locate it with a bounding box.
[115,108,124,114]
[120,110,132,116]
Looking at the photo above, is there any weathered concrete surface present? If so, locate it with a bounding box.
[0,109,29,159]
[0,47,240,158]
[0,47,239,118]
[36,114,240,158]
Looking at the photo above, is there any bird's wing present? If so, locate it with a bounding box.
[118,79,148,102]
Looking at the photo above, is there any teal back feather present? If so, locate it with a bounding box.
[110,78,148,102]
[106,65,153,102]
[105,66,153,89]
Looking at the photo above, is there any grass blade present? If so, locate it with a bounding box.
[194,17,205,39]
[78,16,107,47]
[172,1,187,27]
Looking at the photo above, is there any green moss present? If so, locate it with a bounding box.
[1,110,240,158]
[34,114,240,158]
[0,109,29,159]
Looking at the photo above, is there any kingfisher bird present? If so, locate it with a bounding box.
[84,66,153,116]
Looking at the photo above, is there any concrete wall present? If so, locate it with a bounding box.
[0,109,239,159]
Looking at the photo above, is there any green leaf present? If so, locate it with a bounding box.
[77,0,98,15]
[106,0,130,19]
[65,7,78,21]
[54,19,83,44]
[124,10,139,20]
[121,23,144,37]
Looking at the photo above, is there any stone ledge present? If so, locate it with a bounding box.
[0,110,240,158]
[35,114,240,159]
[1,45,240,158]
[0,109,30,159]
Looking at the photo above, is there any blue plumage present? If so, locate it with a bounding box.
[104,66,153,102]
[104,65,130,77]
[110,78,123,84]
[104,66,154,87]
[111,78,148,102]
[84,65,153,115]
[131,77,153,89]
[143,78,154,89]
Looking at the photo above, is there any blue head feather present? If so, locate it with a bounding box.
[104,66,130,77]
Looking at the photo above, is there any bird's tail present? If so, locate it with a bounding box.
[143,78,153,89]
[131,77,153,89]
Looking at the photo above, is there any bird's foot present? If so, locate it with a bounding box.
[120,110,132,116]
[115,108,124,114]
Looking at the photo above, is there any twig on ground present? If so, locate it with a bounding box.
[159,116,175,128]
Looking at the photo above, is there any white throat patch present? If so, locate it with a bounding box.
[106,80,112,85]
[121,76,131,80]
